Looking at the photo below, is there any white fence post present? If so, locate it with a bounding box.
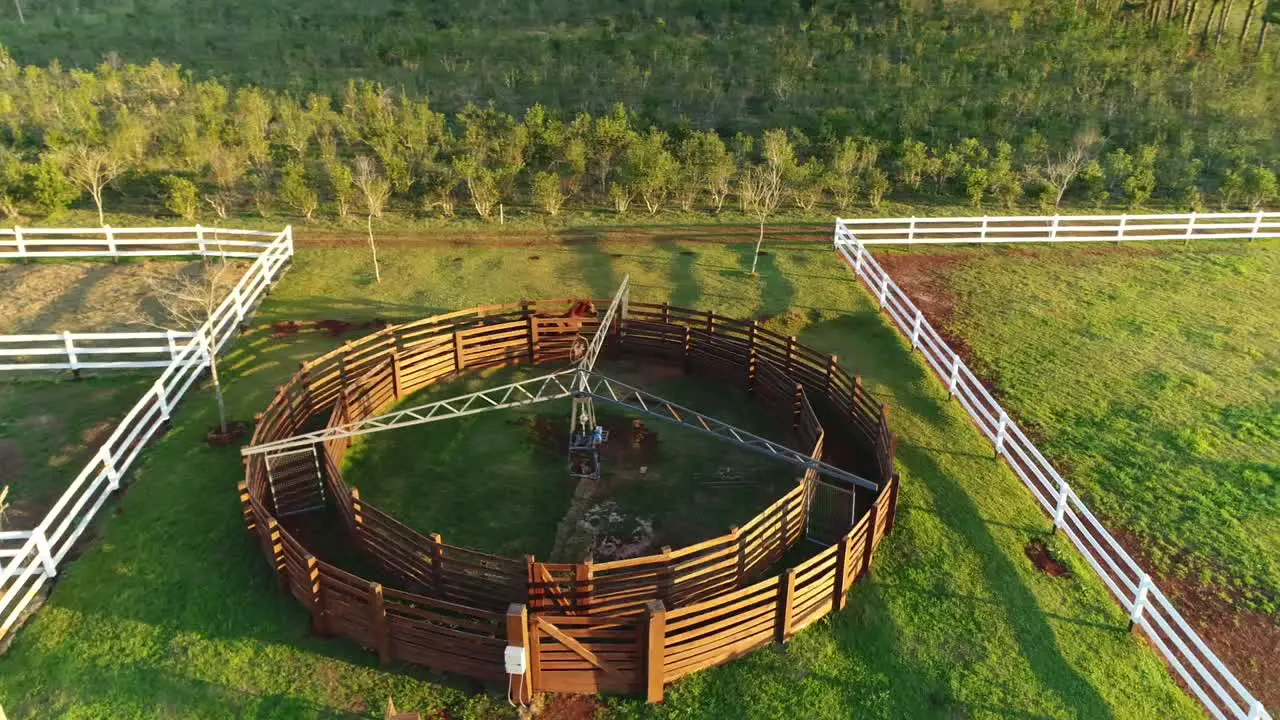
[62,331,79,374]
[32,529,56,577]
[1246,699,1265,720]
[1051,479,1070,533]
[877,271,889,307]
[852,242,864,276]
[1184,211,1196,246]
[165,329,180,363]
[980,216,989,242]
[1129,573,1153,630]
[907,216,916,243]
[231,286,246,325]
[948,353,961,397]
[285,225,294,255]
[1116,215,1127,242]
[195,224,206,256]
[153,379,171,423]
[910,310,923,350]
[994,410,1009,456]
[98,446,122,491]
[1050,215,1059,241]
[104,224,116,259]
[13,225,23,257]
[1251,211,1263,241]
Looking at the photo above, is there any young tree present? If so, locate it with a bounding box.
[826,137,863,211]
[865,167,891,210]
[352,156,390,282]
[677,130,734,213]
[28,156,79,215]
[60,144,127,225]
[532,171,566,216]
[628,128,677,215]
[1243,165,1279,209]
[142,261,241,434]
[280,161,319,220]
[740,164,783,275]
[1123,145,1159,208]
[0,149,26,219]
[161,175,200,220]
[1043,129,1102,207]
[898,138,928,191]
[788,158,826,212]
[965,166,990,209]
[988,141,1023,209]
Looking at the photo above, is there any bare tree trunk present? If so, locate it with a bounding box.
[1240,0,1259,47]
[750,218,764,275]
[1186,0,1199,30]
[366,214,381,283]
[208,348,228,434]
[13,0,23,24]
[1258,20,1270,54]
[92,188,105,226]
[1216,0,1234,45]
[1201,0,1220,44]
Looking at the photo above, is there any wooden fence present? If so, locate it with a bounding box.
[241,300,899,701]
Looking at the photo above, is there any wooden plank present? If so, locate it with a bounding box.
[534,618,622,675]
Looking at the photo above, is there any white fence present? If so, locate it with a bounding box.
[0,226,294,640]
[0,225,282,259]
[833,219,1271,720]
[0,331,199,371]
[839,211,1280,245]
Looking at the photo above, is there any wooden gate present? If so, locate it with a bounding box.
[806,476,856,545]
[530,613,645,695]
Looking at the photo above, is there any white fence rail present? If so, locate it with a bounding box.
[839,211,1279,245]
[0,225,282,259]
[0,331,199,371]
[0,226,294,639]
[834,219,1271,720]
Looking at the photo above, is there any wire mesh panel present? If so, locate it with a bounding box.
[806,477,856,546]
[265,447,325,517]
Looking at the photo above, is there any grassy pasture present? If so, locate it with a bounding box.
[878,240,1280,613]
[0,236,1206,718]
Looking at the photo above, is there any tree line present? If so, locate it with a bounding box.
[0,50,1276,230]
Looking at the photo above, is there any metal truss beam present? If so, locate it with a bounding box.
[577,274,629,380]
[581,373,878,491]
[241,369,577,457]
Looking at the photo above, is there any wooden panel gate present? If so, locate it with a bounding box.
[530,613,645,695]
[265,447,325,517]
[806,476,857,545]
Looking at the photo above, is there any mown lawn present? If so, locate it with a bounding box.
[0,236,1201,719]
[878,240,1280,613]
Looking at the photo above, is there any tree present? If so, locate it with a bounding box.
[740,164,783,275]
[678,131,734,213]
[988,142,1023,209]
[788,158,826,211]
[826,137,863,210]
[28,156,79,215]
[628,128,677,215]
[142,261,240,434]
[1081,161,1108,208]
[532,171,566,216]
[352,156,390,283]
[161,176,200,220]
[280,161,319,220]
[1123,145,1159,208]
[865,167,891,210]
[1243,165,1278,209]
[0,149,26,219]
[965,166,990,209]
[898,139,927,191]
[61,144,126,225]
[1043,129,1102,207]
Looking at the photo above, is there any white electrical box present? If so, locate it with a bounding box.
[504,646,528,674]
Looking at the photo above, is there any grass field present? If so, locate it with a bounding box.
[340,361,797,561]
[877,240,1280,614]
[0,234,1209,718]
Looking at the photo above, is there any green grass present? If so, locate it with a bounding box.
[0,376,156,521]
[0,237,1203,718]
[340,362,796,560]
[881,240,1280,612]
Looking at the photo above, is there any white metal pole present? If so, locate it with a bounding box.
[32,529,56,577]
[62,331,79,373]
[1129,573,1152,629]
[994,411,1009,455]
[1052,479,1069,533]
[98,447,122,491]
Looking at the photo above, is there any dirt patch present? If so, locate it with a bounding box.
[1024,539,1070,578]
[206,420,249,446]
[80,420,116,446]
[0,439,26,485]
[18,413,63,432]
[269,318,388,338]
[537,693,603,720]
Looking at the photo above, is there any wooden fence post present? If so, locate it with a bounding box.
[825,355,839,397]
[524,555,538,608]
[237,481,255,532]
[658,546,674,604]
[776,569,797,644]
[682,326,692,369]
[304,552,328,636]
[661,302,671,324]
[266,518,288,592]
[429,533,445,598]
[706,311,715,334]
[350,488,364,529]
[389,351,402,400]
[369,581,392,663]
[833,534,852,611]
[453,331,466,372]
[746,321,759,393]
[730,527,744,583]
[792,383,804,433]
[577,560,594,612]
[644,600,667,703]
[886,473,901,534]
[506,604,534,704]
[528,315,540,363]
[861,505,879,580]
[785,336,796,375]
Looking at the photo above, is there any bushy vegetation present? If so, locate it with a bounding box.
[0,1,1278,227]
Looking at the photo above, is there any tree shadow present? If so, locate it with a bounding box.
[657,239,702,308]
[15,263,117,333]
[562,236,620,298]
